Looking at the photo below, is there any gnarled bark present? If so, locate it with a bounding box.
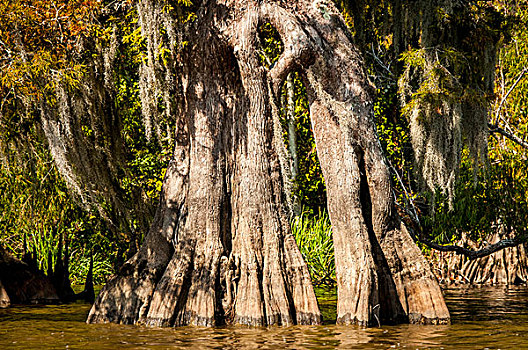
[88,0,321,327]
[264,0,449,325]
[88,0,448,327]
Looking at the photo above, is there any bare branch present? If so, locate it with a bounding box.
[387,160,420,225]
[493,67,528,125]
[418,235,524,260]
[261,3,315,97]
[402,214,527,260]
[369,43,394,78]
[488,123,528,149]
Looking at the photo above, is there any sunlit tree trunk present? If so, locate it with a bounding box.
[88,0,449,326]
[87,0,321,327]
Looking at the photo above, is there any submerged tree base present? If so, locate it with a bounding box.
[0,247,59,306]
[0,238,96,307]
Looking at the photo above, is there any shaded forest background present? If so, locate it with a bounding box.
[1,0,528,287]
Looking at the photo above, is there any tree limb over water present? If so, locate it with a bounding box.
[402,212,527,261]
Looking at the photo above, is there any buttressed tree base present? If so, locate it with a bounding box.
[87,0,449,327]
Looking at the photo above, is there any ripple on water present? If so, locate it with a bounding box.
[1,286,528,349]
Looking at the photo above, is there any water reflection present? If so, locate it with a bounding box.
[1,286,527,349]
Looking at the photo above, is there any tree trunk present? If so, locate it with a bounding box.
[0,280,10,308]
[88,0,449,327]
[306,4,449,326]
[0,246,59,305]
[87,0,321,327]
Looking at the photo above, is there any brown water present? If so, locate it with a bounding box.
[1,286,527,349]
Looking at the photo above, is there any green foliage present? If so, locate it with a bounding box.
[398,44,494,122]
[425,147,528,245]
[257,23,283,68]
[0,0,178,285]
[0,130,119,285]
[399,48,468,113]
[114,7,173,207]
[418,2,528,246]
[373,83,413,195]
[495,3,528,132]
[292,211,335,285]
[69,253,113,286]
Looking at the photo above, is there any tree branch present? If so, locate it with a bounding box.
[488,123,528,149]
[401,214,527,260]
[262,3,315,98]
[418,235,524,260]
[493,67,528,126]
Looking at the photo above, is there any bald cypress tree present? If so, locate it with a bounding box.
[86,0,449,327]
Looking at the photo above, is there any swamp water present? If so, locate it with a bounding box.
[1,286,527,349]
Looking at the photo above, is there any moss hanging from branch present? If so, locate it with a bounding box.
[136,0,193,142]
[338,0,504,206]
[1,0,194,239]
